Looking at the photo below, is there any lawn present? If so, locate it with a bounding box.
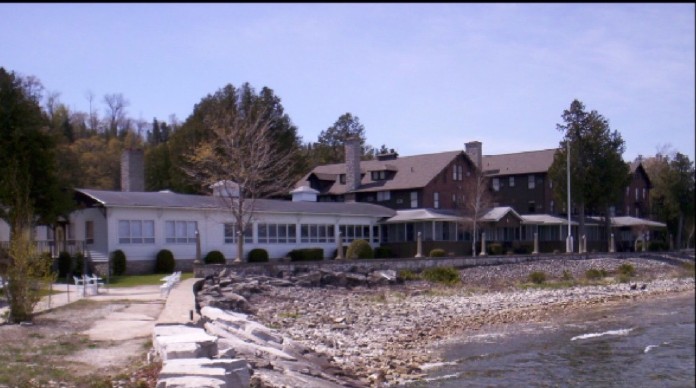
[106,272,194,288]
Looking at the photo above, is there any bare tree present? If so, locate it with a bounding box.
[185,106,296,262]
[103,93,130,138]
[455,170,493,256]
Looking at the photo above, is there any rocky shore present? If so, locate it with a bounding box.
[195,254,695,387]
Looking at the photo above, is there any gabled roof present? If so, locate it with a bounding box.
[383,208,464,223]
[521,214,577,225]
[482,148,558,177]
[589,216,666,228]
[480,206,522,222]
[298,150,466,195]
[75,189,395,218]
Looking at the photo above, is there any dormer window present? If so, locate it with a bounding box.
[339,174,346,184]
[371,170,387,180]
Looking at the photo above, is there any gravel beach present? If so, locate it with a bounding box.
[238,255,695,386]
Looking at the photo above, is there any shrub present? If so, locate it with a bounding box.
[528,271,546,284]
[648,241,668,252]
[374,246,393,259]
[618,263,636,277]
[111,249,127,276]
[346,239,373,259]
[429,248,446,257]
[512,242,532,254]
[617,273,632,283]
[73,252,86,276]
[398,269,420,281]
[488,243,503,255]
[204,250,226,264]
[155,249,176,274]
[288,248,324,262]
[422,267,460,285]
[561,270,574,281]
[248,248,269,263]
[585,268,607,280]
[57,251,72,278]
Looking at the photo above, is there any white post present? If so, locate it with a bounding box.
[533,232,539,255]
[609,233,615,253]
[415,232,423,258]
[336,231,344,259]
[480,231,487,256]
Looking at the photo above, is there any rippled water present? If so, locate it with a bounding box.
[407,292,695,388]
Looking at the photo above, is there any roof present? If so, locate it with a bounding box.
[480,206,522,222]
[383,208,465,224]
[521,214,578,226]
[590,216,666,228]
[75,189,395,218]
[482,148,558,177]
[298,150,465,195]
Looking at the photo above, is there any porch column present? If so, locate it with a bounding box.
[609,233,615,253]
[642,233,647,252]
[479,232,487,256]
[532,232,539,255]
[336,231,344,259]
[415,232,423,258]
[580,235,586,253]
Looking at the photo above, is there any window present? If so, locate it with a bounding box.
[528,201,536,213]
[635,207,640,218]
[410,191,418,208]
[635,188,639,201]
[165,221,198,244]
[339,224,371,243]
[224,223,253,244]
[509,176,515,187]
[434,192,440,209]
[339,174,346,184]
[492,178,500,192]
[550,200,554,214]
[258,223,296,244]
[452,194,457,205]
[371,170,386,180]
[85,221,94,245]
[528,174,535,189]
[609,206,616,217]
[626,187,630,197]
[642,188,646,199]
[300,224,334,243]
[452,164,463,181]
[549,179,553,189]
[377,191,391,201]
[626,205,630,215]
[118,220,154,244]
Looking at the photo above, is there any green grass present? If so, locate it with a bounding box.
[106,272,193,288]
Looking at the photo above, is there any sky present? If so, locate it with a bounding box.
[2,3,694,162]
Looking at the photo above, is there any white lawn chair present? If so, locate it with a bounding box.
[73,276,86,297]
[87,274,106,294]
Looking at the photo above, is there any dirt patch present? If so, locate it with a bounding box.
[0,299,162,388]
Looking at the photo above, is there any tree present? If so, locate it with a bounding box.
[647,151,695,249]
[0,68,66,322]
[455,168,493,256]
[103,93,130,138]
[548,100,631,250]
[184,83,298,261]
[310,112,372,166]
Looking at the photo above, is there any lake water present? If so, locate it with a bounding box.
[406,291,695,388]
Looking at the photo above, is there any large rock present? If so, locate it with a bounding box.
[158,358,250,388]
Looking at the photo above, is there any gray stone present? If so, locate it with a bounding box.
[155,376,226,388]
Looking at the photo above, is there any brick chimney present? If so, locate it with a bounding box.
[465,141,482,169]
[344,138,361,195]
[121,149,144,192]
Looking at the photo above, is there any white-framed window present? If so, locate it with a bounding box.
[549,179,553,189]
[258,223,296,244]
[550,200,554,214]
[609,206,616,217]
[371,170,386,180]
[410,191,418,208]
[300,224,335,243]
[509,176,515,187]
[492,178,500,192]
[642,188,646,199]
[224,223,253,244]
[452,194,457,205]
[626,205,630,215]
[528,174,535,189]
[339,224,371,243]
[452,164,463,181]
[85,221,94,245]
[165,221,197,244]
[434,192,440,209]
[118,220,155,244]
[377,191,391,201]
[339,174,346,184]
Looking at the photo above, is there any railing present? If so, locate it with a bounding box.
[0,240,85,258]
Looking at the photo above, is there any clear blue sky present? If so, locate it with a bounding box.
[2,3,694,161]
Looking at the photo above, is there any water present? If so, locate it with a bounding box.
[407,292,695,388]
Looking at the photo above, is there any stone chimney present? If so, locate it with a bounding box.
[121,149,144,192]
[344,138,362,194]
[465,141,482,169]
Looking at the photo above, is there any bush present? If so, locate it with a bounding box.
[585,268,607,280]
[488,243,503,255]
[57,251,72,278]
[512,242,532,254]
[618,263,636,277]
[528,271,546,284]
[429,248,446,257]
[561,270,574,281]
[288,248,324,262]
[422,267,460,285]
[111,249,127,276]
[204,250,226,264]
[333,246,348,259]
[73,252,86,276]
[648,241,668,252]
[374,246,393,259]
[155,249,176,274]
[398,269,420,281]
[346,239,373,259]
[248,248,269,263]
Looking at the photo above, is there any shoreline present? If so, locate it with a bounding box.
[246,256,695,386]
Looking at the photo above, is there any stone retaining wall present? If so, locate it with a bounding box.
[194,251,680,278]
